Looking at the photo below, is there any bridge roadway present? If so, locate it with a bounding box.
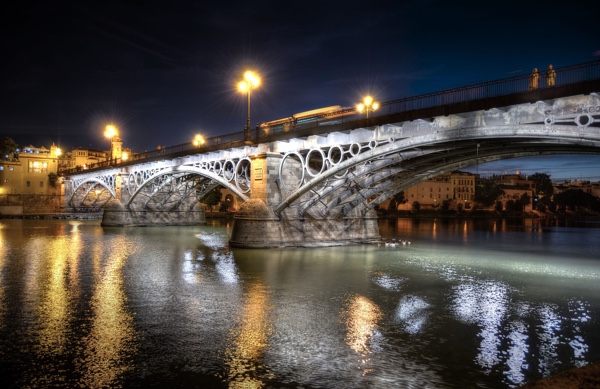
[63,61,600,247]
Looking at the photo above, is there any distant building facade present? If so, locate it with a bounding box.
[0,144,61,195]
[395,171,476,210]
[496,172,536,211]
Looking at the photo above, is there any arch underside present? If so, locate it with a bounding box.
[275,123,600,218]
[68,178,116,208]
[69,166,250,211]
[124,166,250,211]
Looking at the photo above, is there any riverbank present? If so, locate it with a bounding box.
[0,212,103,220]
[518,361,600,388]
[378,208,600,221]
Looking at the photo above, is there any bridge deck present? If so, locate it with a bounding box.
[60,60,600,176]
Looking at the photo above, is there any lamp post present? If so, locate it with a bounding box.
[238,71,260,142]
[356,95,379,119]
[104,124,118,161]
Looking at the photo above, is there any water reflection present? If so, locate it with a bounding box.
[0,219,598,389]
[343,294,383,377]
[395,295,431,335]
[223,282,272,388]
[0,223,7,332]
[78,236,137,388]
[35,237,75,355]
[214,251,240,284]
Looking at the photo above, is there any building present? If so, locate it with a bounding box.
[396,171,476,210]
[553,180,600,198]
[58,135,131,172]
[496,172,536,211]
[0,144,61,195]
[59,148,108,171]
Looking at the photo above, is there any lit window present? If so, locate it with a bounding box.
[28,161,48,173]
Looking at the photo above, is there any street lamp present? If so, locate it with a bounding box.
[238,70,260,142]
[193,134,205,147]
[356,95,379,119]
[104,124,118,160]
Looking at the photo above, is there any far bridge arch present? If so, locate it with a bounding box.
[124,165,250,211]
[68,177,117,208]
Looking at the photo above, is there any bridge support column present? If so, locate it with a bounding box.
[230,153,380,248]
[102,200,206,227]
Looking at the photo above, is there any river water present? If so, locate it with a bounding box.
[0,217,598,388]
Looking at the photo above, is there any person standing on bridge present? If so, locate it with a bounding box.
[529,68,539,90]
[546,64,556,87]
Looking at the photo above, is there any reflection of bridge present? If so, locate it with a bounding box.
[63,61,600,247]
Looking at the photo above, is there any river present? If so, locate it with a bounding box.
[0,217,598,388]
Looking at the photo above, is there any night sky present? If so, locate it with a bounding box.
[2,1,599,180]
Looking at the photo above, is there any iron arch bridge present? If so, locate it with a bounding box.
[270,93,600,218]
[63,93,600,246]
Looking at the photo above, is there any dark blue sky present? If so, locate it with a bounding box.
[2,1,599,180]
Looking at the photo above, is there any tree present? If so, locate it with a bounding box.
[387,191,407,212]
[411,201,420,213]
[554,189,600,213]
[494,201,503,212]
[48,172,59,189]
[505,200,516,213]
[200,187,222,210]
[440,199,451,212]
[0,137,18,159]
[519,193,531,210]
[474,177,505,207]
[528,172,553,198]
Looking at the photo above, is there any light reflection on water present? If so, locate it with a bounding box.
[78,236,138,388]
[0,218,598,388]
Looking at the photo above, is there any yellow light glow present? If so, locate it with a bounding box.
[55,148,62,157]
[356,95,379,117]
[244,71,260,88]
[104,124,118,139]
[238,71,260,93]
[192,134,205,147]
[121,152,129,161]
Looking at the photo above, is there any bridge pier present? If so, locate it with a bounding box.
[229,199,379,248]
[101,199,206,227]
[229,151,380,247]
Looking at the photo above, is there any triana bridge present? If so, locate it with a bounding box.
[62,60,600,247]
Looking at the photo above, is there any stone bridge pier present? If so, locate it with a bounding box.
[229,152,380,248]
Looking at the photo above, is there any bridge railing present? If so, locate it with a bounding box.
[61,130,246,175]
[61,60,600,176]
[377,60,600,115]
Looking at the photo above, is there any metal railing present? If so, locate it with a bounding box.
[61,60,600,176]
[378,60,599,114]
